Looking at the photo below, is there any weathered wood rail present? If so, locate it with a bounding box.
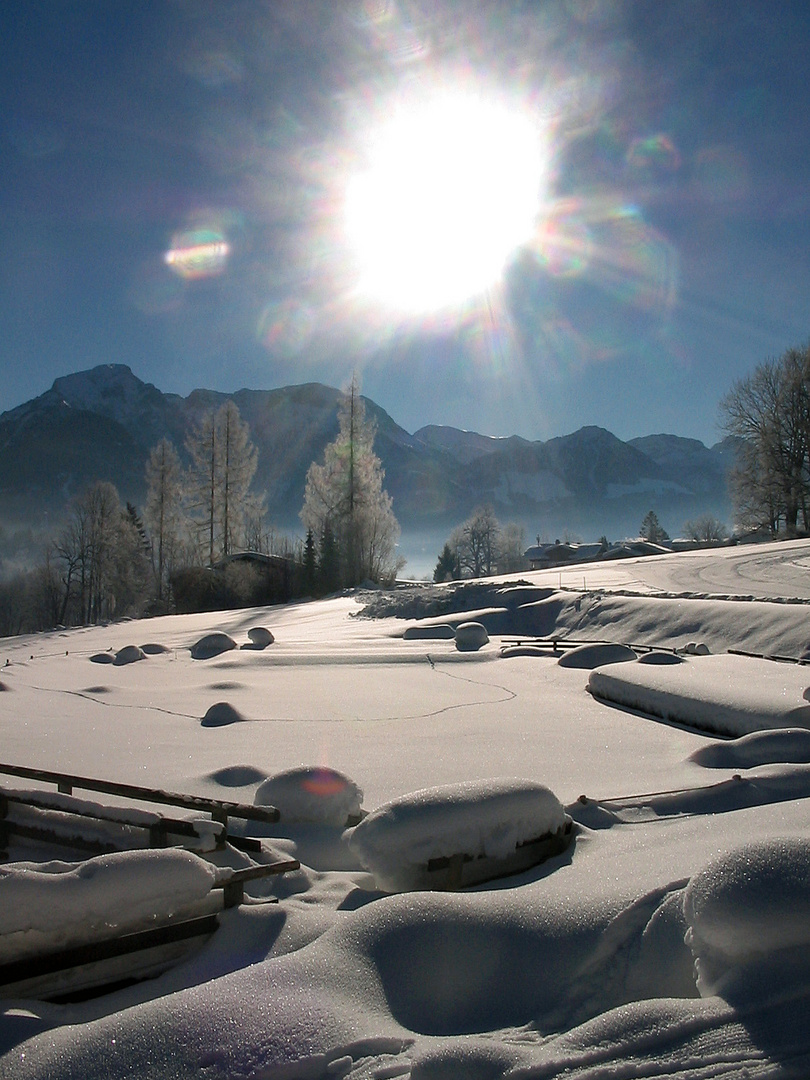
[0,762,279,827]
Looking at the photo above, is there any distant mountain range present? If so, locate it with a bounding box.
[0,364,737,568]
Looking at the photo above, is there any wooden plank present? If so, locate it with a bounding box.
[216,859,300,908]
[0,763,279,825]
[1,789,223,847]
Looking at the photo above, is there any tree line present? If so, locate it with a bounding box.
[0,380,403,635]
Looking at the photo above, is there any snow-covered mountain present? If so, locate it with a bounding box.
[0,365,734,544]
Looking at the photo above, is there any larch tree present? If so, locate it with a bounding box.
[144,438,185,601]
[301,377,401,587]
[185,401,259,564]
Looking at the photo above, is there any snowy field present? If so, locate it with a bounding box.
[2,540,810,1078]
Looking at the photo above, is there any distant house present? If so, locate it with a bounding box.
[599,540,672,560]
[524,542,604,570]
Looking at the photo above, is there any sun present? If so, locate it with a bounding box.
[345,89,548,314]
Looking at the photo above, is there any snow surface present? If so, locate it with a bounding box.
[0,541,809,1078]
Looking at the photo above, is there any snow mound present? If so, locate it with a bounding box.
[684,837,810,998]
[254,766,363,825]
[207,764,268,787]
[201,701,246,727]
[589,654,810,737]
[140,642,169,655]
[690,727,810,769]
[0,849,219,963]
[402,623,455,640]
[558,643,636,669]
[454,622,489,651]
[113,645,146,666]
[348,778,568,892]
[190,632,237,660]
[247,626,274,648]
[89,652,114,664]
[637,651,684,665]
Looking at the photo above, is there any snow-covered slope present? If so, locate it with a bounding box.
[1,542,810,1078]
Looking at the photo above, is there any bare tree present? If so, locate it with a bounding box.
[720,345,810,536]
[144,438,185,601]
[51,481,150,624]
[453,505,501,578]
[682,514,729,543]
[185,402,259,564]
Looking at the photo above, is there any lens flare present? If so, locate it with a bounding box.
[301,768,349,797]
[165,228,230,280]
[626,133,681,173]
[257,298,315,355]
[532,203,593,278]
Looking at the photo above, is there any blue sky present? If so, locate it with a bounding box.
[1,0,808,445]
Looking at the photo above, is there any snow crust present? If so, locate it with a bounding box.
[348,779,566,891]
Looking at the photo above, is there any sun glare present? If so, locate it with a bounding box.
[346,91,547,313]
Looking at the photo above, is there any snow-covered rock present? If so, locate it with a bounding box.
[454,622,489,651]
[201,701,246,727]
[247,627,274,648]
[190,632,237,659]
[558,642,636,668]
[114,645,146,666]
[690,727,810,769]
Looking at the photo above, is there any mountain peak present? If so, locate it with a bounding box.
[49,364,162,430]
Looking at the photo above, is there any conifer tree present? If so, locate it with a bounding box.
[301,376,401,586]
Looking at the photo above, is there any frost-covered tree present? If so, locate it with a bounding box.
[453,505,501,578]
[682,514,729,543]
[51,481,150,624]
[498,522,527,573]
[144,438,185,601]
[301,377,401,587]
[720,344,810,536]
[185,402,259,564]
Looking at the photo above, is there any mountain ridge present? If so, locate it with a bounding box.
[0,365,736,564]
